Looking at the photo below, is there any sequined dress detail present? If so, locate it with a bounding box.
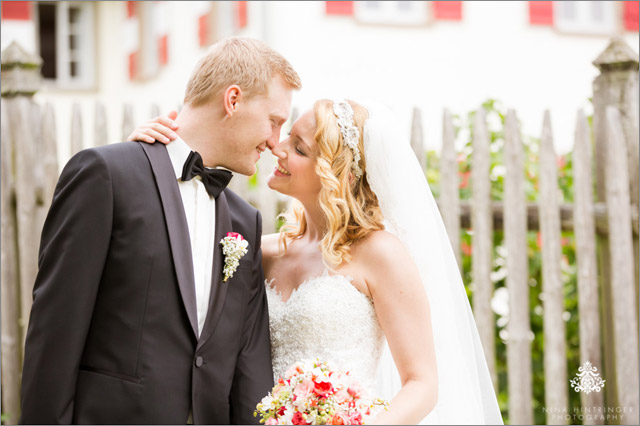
[266,271,385,389]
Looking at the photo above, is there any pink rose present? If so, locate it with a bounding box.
[265,418,278,425]
[349,412,363,425]
[347,383,364,398]
[313,381,333,398]
[226,232,244,240]
[294,379,314,399]
[329,414,345,425]
[334,389,350,404]
[285,364,304,379]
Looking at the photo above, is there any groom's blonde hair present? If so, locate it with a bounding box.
[184,37,301,106]
[279,100,385,267]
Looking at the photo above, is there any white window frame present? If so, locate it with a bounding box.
[554,1,617,35]
[137,2,160,81]
[354,1,429,26]
[37,1,96,89]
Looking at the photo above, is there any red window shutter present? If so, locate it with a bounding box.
[624,1,639,31]
[198,14,208,47]
[127,1,136,18]
[433,1,462,21]
[128,51,138,80]
[1,1,31,20]
[158,34,168,65]
[236,1,247,28]
[325,1,353,15]
[529,1,553,26]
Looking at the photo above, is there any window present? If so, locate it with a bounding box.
[36,1,95,88]
[198,1,248,47]
[327,2,461,25]
[354,1,428,25]
[137,2,164,80]
[125,1,170,82]
[554,1,616,35]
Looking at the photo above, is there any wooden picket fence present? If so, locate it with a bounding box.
[1,39,638,425]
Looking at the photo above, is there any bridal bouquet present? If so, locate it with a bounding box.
[255,359,389,425]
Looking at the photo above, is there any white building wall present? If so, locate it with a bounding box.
[3,1,638,169]
[261,1,638,153]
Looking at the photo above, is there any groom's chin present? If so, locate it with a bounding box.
[232,163,257,177]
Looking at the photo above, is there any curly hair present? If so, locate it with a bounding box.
[279,99,385,267]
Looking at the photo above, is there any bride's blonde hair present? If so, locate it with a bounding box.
[279,99,385,266]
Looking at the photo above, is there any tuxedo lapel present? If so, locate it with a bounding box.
[197,191,232,349]
[140,142,199,338]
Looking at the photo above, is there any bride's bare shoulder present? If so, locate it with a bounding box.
[355,230,406,259]
[351,230,411,273]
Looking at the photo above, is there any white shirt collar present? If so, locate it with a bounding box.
[166,137,234,179]
[166,136,192,181]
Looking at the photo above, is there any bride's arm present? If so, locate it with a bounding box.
[361,231,438,425]
[126,111,179,144]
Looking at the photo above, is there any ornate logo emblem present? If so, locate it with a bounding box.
[570,361,605,394]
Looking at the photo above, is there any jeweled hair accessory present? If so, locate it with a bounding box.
[332,99,363,179]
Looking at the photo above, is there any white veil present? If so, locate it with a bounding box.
[363,101,503,425]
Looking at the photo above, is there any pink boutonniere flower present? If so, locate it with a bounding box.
[220,232,249,282]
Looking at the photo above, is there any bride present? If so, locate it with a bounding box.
[130,99,502,424]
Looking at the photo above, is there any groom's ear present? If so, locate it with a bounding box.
[223,85,242,117]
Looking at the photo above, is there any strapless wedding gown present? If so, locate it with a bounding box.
[266,271,385,390]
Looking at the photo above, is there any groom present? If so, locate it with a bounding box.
[20,37,300,424]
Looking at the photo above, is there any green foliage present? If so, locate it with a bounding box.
[249,167,259,188]
[426,99,581,424]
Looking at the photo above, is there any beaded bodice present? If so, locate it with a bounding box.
[266,271,385,389]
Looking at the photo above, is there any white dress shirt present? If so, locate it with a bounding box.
[166,137,216,337]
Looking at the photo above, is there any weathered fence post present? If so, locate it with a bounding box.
[539,111,568,424]
[572,109,603,423]
[503,109,533,424]
[471,107,497,389]
[0,41,44,425]
[94,101,108,147]
[122,103,134,142]
[38,103,59,229]
[1,102,22,426]
[604,107,639,424]
[71,102,84,155]
[439,109,461,269]
[410,107,425,170]
[591,37,640,411]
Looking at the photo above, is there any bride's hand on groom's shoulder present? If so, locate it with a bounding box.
[127,110,179,144]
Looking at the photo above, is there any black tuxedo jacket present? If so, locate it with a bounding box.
[20,142,273,424]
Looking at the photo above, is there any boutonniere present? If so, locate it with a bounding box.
[220,232,249,282]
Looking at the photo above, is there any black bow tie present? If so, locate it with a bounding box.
[181,151,232,199]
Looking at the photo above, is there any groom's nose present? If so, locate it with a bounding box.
[266,128,282,151]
